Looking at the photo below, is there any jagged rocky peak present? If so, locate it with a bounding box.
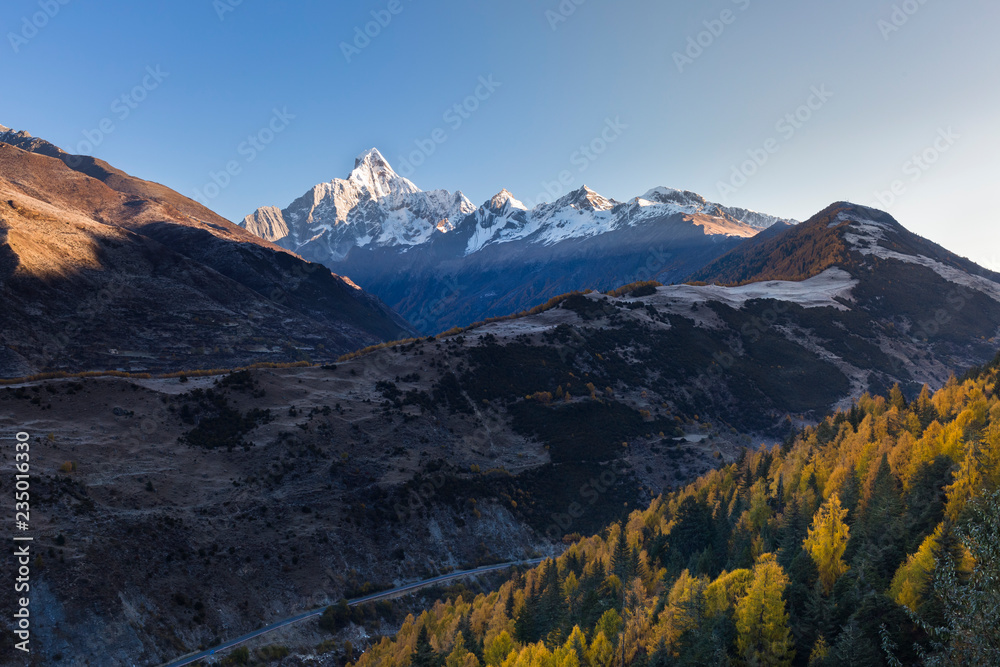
[638,186,797,230]
[554,185,617,211]
[354,147,390,170]
[0,126,70,160]
[238,147,475,252]
[0,125,38,144]
[237,146,799,263]
[640,186,708,207]
[242,205,289,243]
[348,147,416,198]
[487,188,527,211]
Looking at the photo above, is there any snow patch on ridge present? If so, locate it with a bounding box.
[650,267,858,311]
[639,187,793,230]
[842,210,1000,303]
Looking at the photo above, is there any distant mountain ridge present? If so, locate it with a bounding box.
[243,148,792,255]
[241,149,796,332]
[691,201,1000,288]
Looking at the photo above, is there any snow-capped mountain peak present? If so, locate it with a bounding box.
[635,186,794,231]
[557,185,617,211]
[348,147,418,199]
[242,148,473,256]
[461,186,624,256]
[640,186,707,208]
[354,147,389,169]
[488,189,527,212]
[241,149,795,262]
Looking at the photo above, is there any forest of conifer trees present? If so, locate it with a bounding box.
[348,355,1000,666]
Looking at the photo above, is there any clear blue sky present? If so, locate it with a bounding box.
[4,0,999,267]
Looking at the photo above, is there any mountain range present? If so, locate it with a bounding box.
[8,196,1000,663]
[241,149,796,332]
[4,123,1000,665]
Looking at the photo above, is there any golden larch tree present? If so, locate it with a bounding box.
[735,553,795,667]
[803,493,850,594]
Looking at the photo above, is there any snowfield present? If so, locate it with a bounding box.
[648,267,858,311]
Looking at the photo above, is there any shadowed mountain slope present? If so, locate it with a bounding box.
[0,132,414,378]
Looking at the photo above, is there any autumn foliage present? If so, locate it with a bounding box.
[350,355,1000,666]
[803,494,850,594]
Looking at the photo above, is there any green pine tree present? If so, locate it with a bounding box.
[413,624,440,667]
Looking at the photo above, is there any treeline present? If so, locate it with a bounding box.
[350,357,1000,666]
